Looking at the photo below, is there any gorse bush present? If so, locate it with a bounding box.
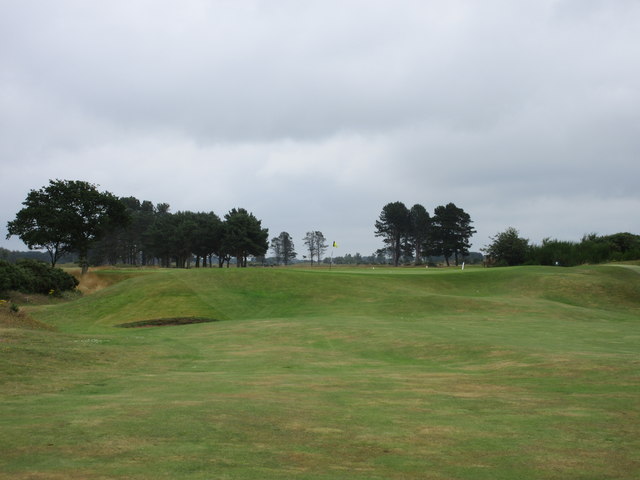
[485,230,640,267]
[0,259,79,295]
[527,233,640,266]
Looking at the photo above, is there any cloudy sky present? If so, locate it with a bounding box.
[1,0,639,256]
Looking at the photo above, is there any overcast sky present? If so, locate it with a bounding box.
[1,0,639,257]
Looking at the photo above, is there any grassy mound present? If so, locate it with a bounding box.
[0,304,54,331]
[1,265,639,479]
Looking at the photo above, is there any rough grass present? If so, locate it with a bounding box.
[1,265,639,479]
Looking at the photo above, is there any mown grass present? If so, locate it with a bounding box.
[1,265,639,479]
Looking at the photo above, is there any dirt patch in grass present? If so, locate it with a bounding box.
[115,317,219,328]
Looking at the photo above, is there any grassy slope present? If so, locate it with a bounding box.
[1,265,639,479]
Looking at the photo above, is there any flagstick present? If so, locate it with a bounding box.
[330,241,337,269]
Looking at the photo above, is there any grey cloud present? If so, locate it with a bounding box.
[1,0,639,254]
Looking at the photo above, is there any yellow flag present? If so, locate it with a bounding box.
[333,241,338,247]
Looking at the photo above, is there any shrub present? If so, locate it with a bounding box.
[0,260,29,293]
[0,259,78,295]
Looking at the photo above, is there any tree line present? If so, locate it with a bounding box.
[91,202,270,268]
[5,182,480,270]
[483,227,640,267]
[374,201,476,266]
[5,180,340,270]
[8,180,637,272]
[6,180,270,270]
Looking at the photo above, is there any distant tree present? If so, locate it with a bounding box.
[90,196,157,266]
[223,208,269,267]
[303,231,315,265]
[374,248,389,264]
[409,204,431,265]
[6,179,129,274]
[155,202,171,215]
[144,211,199,268]
[280,232,298,265]
[280,232,297,265]
[271,231,297,265]
[528,238,579,267]
[606,232,640,256]
[430,203,476,266]
[315,232,328,264]
[374,201,410,266]
[143,205,174,267]
[527,232,640,266]
[331,252,364,265]
[192,212,223,267]
[483,227,530,266]
[270,235,283,264]
[171,211,199,268]
[303,231,327,265]
[214,221,232,268]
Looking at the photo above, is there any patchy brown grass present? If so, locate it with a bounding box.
[73,270,115,295]
[4,291,63,306]
[0,304,54,331]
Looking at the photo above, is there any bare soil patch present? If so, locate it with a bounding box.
[116,317,219,328]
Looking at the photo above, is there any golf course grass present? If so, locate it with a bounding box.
[1,264,639,479]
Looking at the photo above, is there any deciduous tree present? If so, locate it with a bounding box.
[483,227,529,266]
[6,180,129,274]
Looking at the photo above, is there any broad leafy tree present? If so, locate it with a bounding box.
[374,201,410,266]
[483,227,530,266]
[6,180,129,273]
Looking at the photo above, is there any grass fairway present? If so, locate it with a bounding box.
[1,265,639,479]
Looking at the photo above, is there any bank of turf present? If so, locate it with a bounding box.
[1,265,639,479]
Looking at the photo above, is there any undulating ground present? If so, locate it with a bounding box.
[1,264,639,479]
